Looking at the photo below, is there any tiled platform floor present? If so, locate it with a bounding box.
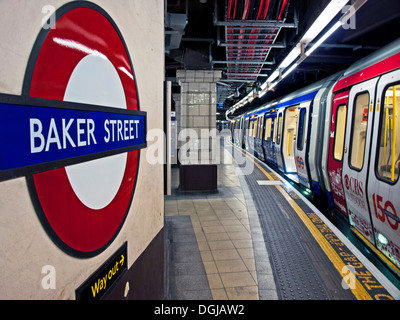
[165,144,277,300]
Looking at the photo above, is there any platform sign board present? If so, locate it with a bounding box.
[0,96,146,180]
[75,243,128,300]
[6,2,147,257]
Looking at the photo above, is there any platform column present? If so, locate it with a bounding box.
[176,70,222,193]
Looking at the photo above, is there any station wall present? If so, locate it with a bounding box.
[0,0,165,299]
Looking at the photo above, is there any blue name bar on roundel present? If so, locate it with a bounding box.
[0,95,147,181]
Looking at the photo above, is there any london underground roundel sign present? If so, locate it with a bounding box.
[10,2,146,257]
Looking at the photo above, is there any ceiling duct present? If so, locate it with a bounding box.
[165,0,188,53]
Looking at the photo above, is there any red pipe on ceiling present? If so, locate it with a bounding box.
[226,0,288,79]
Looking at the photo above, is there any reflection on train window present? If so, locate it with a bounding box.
[276,114,282,144]
[350,92,369,170]
[249,121,253,136]
[265,117,272,141]
[253,119,258,138]
[334,104,347,161]
[297,108,307,151]
[272,116,276,143]
[377,84,400,182]
[259,116,264,139]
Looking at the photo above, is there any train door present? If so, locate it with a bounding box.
[270,114,277,166]
[244,117,250,150]
[368,70,400,269]
[282,106,298,173]
[294,102,312,189]
[263,114,273,164]
[275,109,285,172]
[250,117,257,153]
[342,77,378,244]
[257,115,265,160]
[328,90,349,216]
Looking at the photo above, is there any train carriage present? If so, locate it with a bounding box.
[262,108,279,167]
[236,74,341,194]
[327,38,400,269]
[231,37,400,271]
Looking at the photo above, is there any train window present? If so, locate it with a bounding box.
[350,92,369,170]
[265,117,272,141]
[297,108,307,151]
[256,118,260,138]
[377,84,400,183]
[272,117,276,143]
[249,121,253,136]
[333,104,347,161]
[276,114,282,145]
[258,116,264,139]
[253,119,258,138]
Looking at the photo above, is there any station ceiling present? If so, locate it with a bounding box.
[165,0,400,120]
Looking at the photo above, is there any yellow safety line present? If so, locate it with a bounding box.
[275,185,372,300]
[230,141,374,300]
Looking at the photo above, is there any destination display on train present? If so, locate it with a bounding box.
[0,97,146,179]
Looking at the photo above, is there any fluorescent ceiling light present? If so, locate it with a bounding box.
[279,47,301,69]
[228,0,350,117]
[267,70,280,83]
[268,0,349,82]
[305,21,342,56]
[301,0,349,44]
[281,63,298,79]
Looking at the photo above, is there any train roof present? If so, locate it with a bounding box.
[333,37,400,92]
[342,37,400,79]
[242,72,341,119]
[232,38,400,122]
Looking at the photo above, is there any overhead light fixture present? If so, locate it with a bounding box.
[301,0,349,44]
[279,48,302,70]
[267,0,349,83]
[227,0,357,118]
[305,21,342,56]
[281,63,299,79]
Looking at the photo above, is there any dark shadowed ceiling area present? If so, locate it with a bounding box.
[165,0,400,120]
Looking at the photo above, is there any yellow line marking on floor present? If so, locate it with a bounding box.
[275,185,372,300]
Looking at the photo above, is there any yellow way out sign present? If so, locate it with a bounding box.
[76,243,127,300]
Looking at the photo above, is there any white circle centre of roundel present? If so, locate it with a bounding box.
[63,53,128,210]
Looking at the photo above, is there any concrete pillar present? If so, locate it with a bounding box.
[176,69,222,193]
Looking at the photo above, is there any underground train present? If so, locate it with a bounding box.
[231,38,400,272]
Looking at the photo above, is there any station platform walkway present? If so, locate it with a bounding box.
[164,133,400,300]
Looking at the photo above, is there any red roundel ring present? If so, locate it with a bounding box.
[24,2,140,257]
